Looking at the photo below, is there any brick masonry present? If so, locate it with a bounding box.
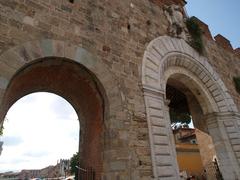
[0,0,240,179]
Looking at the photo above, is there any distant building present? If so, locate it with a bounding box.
[38,165,60,178]
[173,127,220,179]
[195,129,220,180]
[0,159,71,179]
[173,127,204,178]
[0,171,19,179]
[18,169,41,179]
[59,159,71,177]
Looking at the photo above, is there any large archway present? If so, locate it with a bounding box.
[142,36,240,179]
[1,57,105,179]
[0,39,124,179]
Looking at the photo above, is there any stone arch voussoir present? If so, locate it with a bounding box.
[142,35,238,113]
[0,39,121,118]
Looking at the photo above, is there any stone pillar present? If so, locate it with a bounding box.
[205,112,240,179]
[164,99,180,179]
[143,86,180,180]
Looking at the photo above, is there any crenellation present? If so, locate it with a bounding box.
[234,48,240,57]
[192,17,213,41]
[214,34,233,51]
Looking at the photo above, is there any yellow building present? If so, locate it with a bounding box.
[173,128,204,178]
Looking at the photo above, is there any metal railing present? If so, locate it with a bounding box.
[76,166,95,180]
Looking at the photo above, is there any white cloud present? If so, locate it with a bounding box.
[0,92,79,172]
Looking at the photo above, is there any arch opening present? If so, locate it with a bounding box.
[0,57,107,179]
[166,77,220,179]
[0,92,79,175]
[163,66,219,115]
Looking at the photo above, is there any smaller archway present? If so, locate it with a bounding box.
[142,36,240,179]
[166,75,221,179]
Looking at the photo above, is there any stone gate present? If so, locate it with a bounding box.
[0,0,240,179]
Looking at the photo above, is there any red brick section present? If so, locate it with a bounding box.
[214,34,233,51]
[192,17,213,40]
[0,58,104,180]
[149,0,186,7]
[235,48,240,57]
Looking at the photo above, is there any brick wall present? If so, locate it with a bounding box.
[149,0,186,6]
[0,0,240,179]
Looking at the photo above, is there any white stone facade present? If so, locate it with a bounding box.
[142,36,240,179]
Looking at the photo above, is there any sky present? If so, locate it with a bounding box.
[186,0,240,49]
[0,93,79,173]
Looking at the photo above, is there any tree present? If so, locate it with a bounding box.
[70,152,79,179]
[169,108,191,125]
[167,85,192,126]
[0,117,8,136]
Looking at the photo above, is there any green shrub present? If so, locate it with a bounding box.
[186,17,204,54]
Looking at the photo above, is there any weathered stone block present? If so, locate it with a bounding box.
[109,161,126,171]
